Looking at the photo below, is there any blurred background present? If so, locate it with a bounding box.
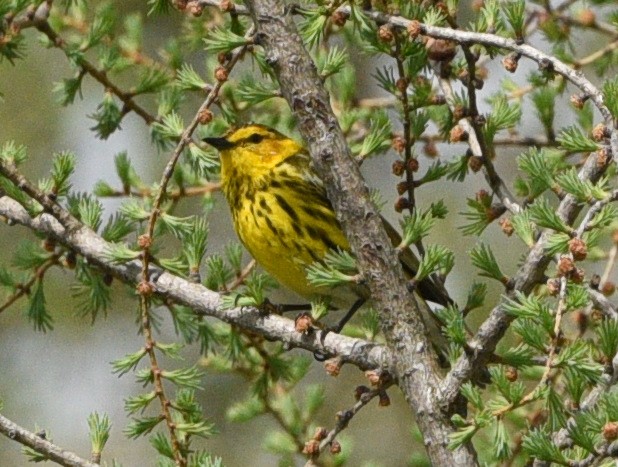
[0,1,606,465]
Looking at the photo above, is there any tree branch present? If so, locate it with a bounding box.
[0,195,389,372]
[244,1,477,465]
[440,143,615,408]
[0,413,97,467]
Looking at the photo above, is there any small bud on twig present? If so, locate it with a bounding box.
[295,312,314,333]
[505,367,518,382]
[331,10,348,27]
[214,66,228,82]
[423,141,438,158]
[137,281,154,296]
[219,0,235,12]
[378,390,390,407]
[392,160,405,176]
[449,125,468,143]
[187,1,204,16]
[330,440,342,454]
[603,422,618,441]
[395,78,408,93]
[365,370,381,386]
[597,148,609,168]
[546,278,560,296]
[198,109,213,125]
[557,256,575,276]
[574,311,587,335]
[499,218,514,236]
[426,38,457,62]
[568,238,587,261]
[324,357,342,377]
[577,9,596,27]
[602,281,616,297]
[378,24,394,43]
[138,234,152,249]
[42,238,56,252]
[407,20,422,40]
[502,53,520,73]
[394,197,410,213]
[303,439,320,455]
[468,155,483,172]
[391,135,405,153]
[407,158,419,173]
[571,267,585,284]
[569,93,588,109]
[452,105,467,121]
[313,427,328,441]
[217,52,231,64]
[592,123,610,141]
[396,181,408,195]
[64,251,77,270]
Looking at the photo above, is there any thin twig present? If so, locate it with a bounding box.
[600,245,617,287]
[492,276,567,418]
[143,28,253,243]
[135,27,254,466]
[0,254,60,314]
[11,3,158,125]
[574,38,618,69]
[225,259,256,291]
[304,383,392,466]
[0,413,97,467]
[436,73,521,215]
[393,35,416,213]
[99,183,221,199]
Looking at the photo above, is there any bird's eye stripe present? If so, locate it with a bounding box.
[232,132,272,146]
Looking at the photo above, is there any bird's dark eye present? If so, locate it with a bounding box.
[248,133,264,144]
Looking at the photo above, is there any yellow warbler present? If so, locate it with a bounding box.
[204,124,450,331]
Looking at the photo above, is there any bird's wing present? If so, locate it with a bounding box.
[281,152,452,306]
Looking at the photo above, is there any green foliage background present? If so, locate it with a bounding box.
[1,0,617,465]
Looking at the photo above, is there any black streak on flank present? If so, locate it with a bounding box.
[301,204,332,224]
[249,204,260,228]
[264,216,278,236]
[275,194,299,222]
[259,197,273,214]
[306,225,339,252]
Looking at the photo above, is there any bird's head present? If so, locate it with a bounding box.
[204,124,303,180]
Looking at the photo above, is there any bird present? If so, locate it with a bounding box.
[203,123,451,337]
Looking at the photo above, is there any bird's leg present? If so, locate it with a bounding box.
[312,299,364,362]
[331,298,366,333]
[308,299,366,362]
[258,298,312,314]
[277,303,313,313]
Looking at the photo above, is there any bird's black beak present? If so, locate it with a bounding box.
[203,136,235,150]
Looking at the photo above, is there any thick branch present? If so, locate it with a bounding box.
[0,413,96,467]
[0,196,388,372]
[244,1,476,465]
